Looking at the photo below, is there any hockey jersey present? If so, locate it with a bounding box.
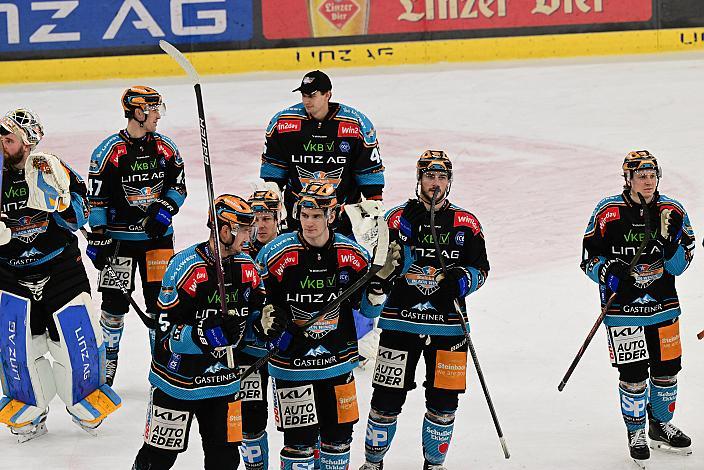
[257,231,381,381]
[380,200,490,336]
[87,131,186,240]
[260,102,384,223]
[581,191,695,326]
[0,161,88,272]
[149,242,264,400]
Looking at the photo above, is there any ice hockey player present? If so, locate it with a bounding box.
[236,188,284,470]
[133,194,269,470]
[580,151,694,467]
[0,108,121,442]
[86,86,187,386]
[359,150,490,470]
[255,182,399,470]
[259,70,384,234]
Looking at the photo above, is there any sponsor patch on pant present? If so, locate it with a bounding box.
[276,384,317,429]
[145,405,190,451]
[334,380,359,423]
[434,350,467,391]
[607,325,649,365]
[373,346,408,389]
[146,249,173,283]
[237,368,263,402]
[227,400,243,443]
[658,321,681,361]
[100,257,133,290]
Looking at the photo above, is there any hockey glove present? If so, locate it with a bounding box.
[433,266,470,300]
[85,230,116,270]
[0,221,11,246]
[196,312,244,349]
[367,241,403,306]
[143,197,178,238]
[659,208,683,259]
[599,259,635,296]
[253,304,287,341]
[398,199,426,244]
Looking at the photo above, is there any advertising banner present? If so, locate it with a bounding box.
[0,0,253,54]
[262,0,653,40]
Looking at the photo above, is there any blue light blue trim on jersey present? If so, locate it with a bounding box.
[0,247,64,269]
[360,291,382,319]
[89,207,108,228]
[260,162,288,181]
[268,360,356,381]
[586,256,606,283]
[242,345,268,358]
[257,232,301,268]
[265,104,307,134]
[604,307,680,327]
[169,326,202,355]
[584,194,623,236]
[377,318,469,336]
[337,104,378,146]
[664,245,687,275]
[158,244,201,308]
[355,172,384,186]
[149,372,240,400]
[165,189,186,208]
[89,134,121,175]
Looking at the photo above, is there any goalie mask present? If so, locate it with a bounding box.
[293,182,338,222]
[0,108,44,150]
[623,150,660,188]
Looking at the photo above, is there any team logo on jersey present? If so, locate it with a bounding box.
[339,141,351,153]
[291,304,340,339]
[5,213,49,243]
[404,265,440,295]
[296,166,343,189]
[123,181,163,211]
[632,260,663,289]
[277,119,302,133]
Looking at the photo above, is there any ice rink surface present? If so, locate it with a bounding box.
[2,52,704,469]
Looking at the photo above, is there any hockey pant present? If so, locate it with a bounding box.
[98,236,174,358]
[608,318,682,431]
[365,330,468,466]
[273,372,358,470]
[0,291,121,428]
[134,387,242,470]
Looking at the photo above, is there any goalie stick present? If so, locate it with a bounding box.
[430,188,510,459]
[158,40,235,368]
[239,202,389,381]
[558,192,650,391]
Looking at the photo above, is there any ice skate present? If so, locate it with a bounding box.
[423,462,447,470]
[628,428,649,468]
[359,461,383,470]
[648,419,692,455]
[105,357,118,387]
[10,408,48,443]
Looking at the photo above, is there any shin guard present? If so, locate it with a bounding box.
[649,378,677,423]
[281,446,315,470]
[240,431,269,470]
[422,409,455,466]
[319,441,351,470]
[100,310,125,361]
[364,409,398,464]
[619,382,648,432]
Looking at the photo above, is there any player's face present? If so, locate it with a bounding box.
[255,213,277,244]
[143,108,161,133]
[0,131,29,166]
[230,224,253,253]
[420,171,450,202]
[300,207,330,243]
[301,90,331,120]
[629,169,657,201]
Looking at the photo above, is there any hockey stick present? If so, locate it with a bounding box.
[558,192,649,392]
[430,188,510,459]
[697,329,704,340]
[80,228,156,329]
[159,40,235,368]
[239,207,389,381]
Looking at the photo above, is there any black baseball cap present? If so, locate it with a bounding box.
[292,70,332,94]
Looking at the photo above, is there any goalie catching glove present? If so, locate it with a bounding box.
[25,152,71,212]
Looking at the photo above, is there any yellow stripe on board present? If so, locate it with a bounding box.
[2,27,704,84]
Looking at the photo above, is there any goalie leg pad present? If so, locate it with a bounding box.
[0,292,56,427]
[49,293,120,421]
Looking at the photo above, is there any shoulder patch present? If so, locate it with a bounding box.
[269,250,299,281]
[337,248,367,272]
[597,206,620,236]
[454,211,481,235]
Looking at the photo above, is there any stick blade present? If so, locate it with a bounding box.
[158,40,199,85]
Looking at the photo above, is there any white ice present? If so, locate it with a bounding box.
[2,52,704,469]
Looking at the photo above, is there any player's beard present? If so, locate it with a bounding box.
[2,146,24,168]
[421,186,447,204]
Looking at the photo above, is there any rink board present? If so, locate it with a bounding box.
[2,26,704,84]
